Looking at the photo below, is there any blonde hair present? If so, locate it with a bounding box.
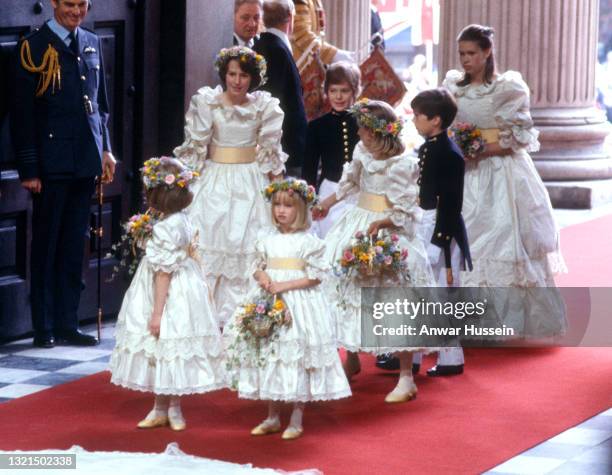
[360,100,405,158]
[271,190,310,232]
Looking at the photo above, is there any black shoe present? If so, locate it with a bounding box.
[426,364,464,377]
[376,354,399,371]
[33,335,55,348]
[56,330,99,346]
[412,363,420,375]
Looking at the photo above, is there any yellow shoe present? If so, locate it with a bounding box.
[251,421,281,436]
[137,416,169,429]
[384,384,418,404]
[281,426,304,440]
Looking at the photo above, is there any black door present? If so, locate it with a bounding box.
[0,0,140,340]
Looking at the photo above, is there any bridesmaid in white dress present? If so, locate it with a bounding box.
[443,24,566,336]
[174,47,287,327]
[226,178,350,440]
[110,158,225,431]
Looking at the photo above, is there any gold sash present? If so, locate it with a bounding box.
[267,258,306,270]
[209,145,256,164]
[358,192,391,212]
[480,128,500,144]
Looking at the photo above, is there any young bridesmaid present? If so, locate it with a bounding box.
[302,61,361,237]
[110,157,225,431]
[226,178,350,440]
[315,99,435,403]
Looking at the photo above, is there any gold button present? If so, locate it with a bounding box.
[437,232,442,238]
[344,141,349,146]
[424,148,428,153]
[344,148,349,152]
[49,133,54,139]
[343,134,348,139]
[342,122,347,126]
[445,236,450,240]
[77,56,81,62]
[81,75,86,81]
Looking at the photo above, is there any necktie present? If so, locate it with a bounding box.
[68,30,79,56]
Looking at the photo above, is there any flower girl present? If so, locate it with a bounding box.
[226,178,350,440]
[315,99,435,403]
[110,157,225,431]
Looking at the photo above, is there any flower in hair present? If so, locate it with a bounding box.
[349,98,403,137]
[141,157,199,190]
[263,178,318,207]
[214,46,267,86]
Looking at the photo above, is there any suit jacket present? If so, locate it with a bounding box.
[417,131,472,270]
[302,110,358,188]
[254,32,307,169]
[10,22,112,180]
[0,44,8,124]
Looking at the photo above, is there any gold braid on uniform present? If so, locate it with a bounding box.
[20,40,61,97]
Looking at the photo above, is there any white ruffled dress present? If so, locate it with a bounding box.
[226,230,351,402]
[443,70,567,337]
[173,86,287,326]
[324,144,435,353]
[110,212,226,395]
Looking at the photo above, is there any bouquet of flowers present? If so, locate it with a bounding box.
[336,230,409,279]
[449,122,485,159]
[107,208,162,280]
[226,293,292,380]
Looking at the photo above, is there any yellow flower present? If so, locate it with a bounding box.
[273,299,285,311]
[245,303,256,313]
[376,240,385,247]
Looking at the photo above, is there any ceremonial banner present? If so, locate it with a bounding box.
[359,47,407,107]
[299,52,328,121]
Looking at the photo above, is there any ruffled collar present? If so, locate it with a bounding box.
[199,85,268,121]
[357,143,406,173]
[445,69,510,98]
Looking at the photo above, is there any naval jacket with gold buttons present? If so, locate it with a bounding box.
[418,131,472,270]
[302,109,359,189]
[10,22,112,180]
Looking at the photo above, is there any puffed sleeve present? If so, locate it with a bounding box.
[146,217,188,274]
[173,87,215,173]
[441,69,464,97]
[493,71,540,153]
[384,156,421,236]
[302,234,330,282]
[335,144,364,200]
[255,92,288,175]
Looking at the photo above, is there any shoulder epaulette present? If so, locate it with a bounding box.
[22,27,42,41]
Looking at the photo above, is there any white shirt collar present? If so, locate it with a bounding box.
[266,28,292,53]
[233,32,254,48]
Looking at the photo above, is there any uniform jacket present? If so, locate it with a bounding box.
[291,0,337,67]
[10,22,111,180]
[302,109,358,188]
[417,131,472,270]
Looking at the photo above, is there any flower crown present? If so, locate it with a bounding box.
[141,157,199,190]
[214,46,267,86]
[264,178,318,207]
[349,98,403,137]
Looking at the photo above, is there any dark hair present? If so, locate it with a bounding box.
[324,61,361,97]
[263,0,294,29]
[145,160,194,215]
[217,52,263,92]
[410,88,458,130]
[457,24,496,86]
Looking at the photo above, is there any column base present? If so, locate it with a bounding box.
[546,179,612,209]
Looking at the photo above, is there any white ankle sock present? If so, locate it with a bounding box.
[288,403,304,430]
[168,397,185,424]
[393,372,416,394]
[145,395,169,420]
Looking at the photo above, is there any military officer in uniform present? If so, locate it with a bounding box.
[10,0,115,348]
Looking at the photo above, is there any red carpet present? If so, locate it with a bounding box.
[0,348,611,474]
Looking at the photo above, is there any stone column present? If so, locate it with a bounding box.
[439,0,612,208]
[321,0,371,63]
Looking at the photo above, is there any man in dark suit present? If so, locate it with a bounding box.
[253,0,307,176]
[233,0,262,48]
[10,0,116,348]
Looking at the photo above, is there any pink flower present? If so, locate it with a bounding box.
[308,185,315,193]
[343,250,355,262]
[384,256,393,265]
[164,174,176,185]
[375,246,383,254]
[288,188,295,196]
[391,234,399,242]
[255,304,266,314]
[355,231,364,239]
[400,249,408,260]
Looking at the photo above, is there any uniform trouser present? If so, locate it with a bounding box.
[413,209,465,367]
[30,177,95,337]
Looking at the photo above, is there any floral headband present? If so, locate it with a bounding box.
[349,98,403,137]
[141,157,199,190]
[214,46,267,86]
[264,178,318,207]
